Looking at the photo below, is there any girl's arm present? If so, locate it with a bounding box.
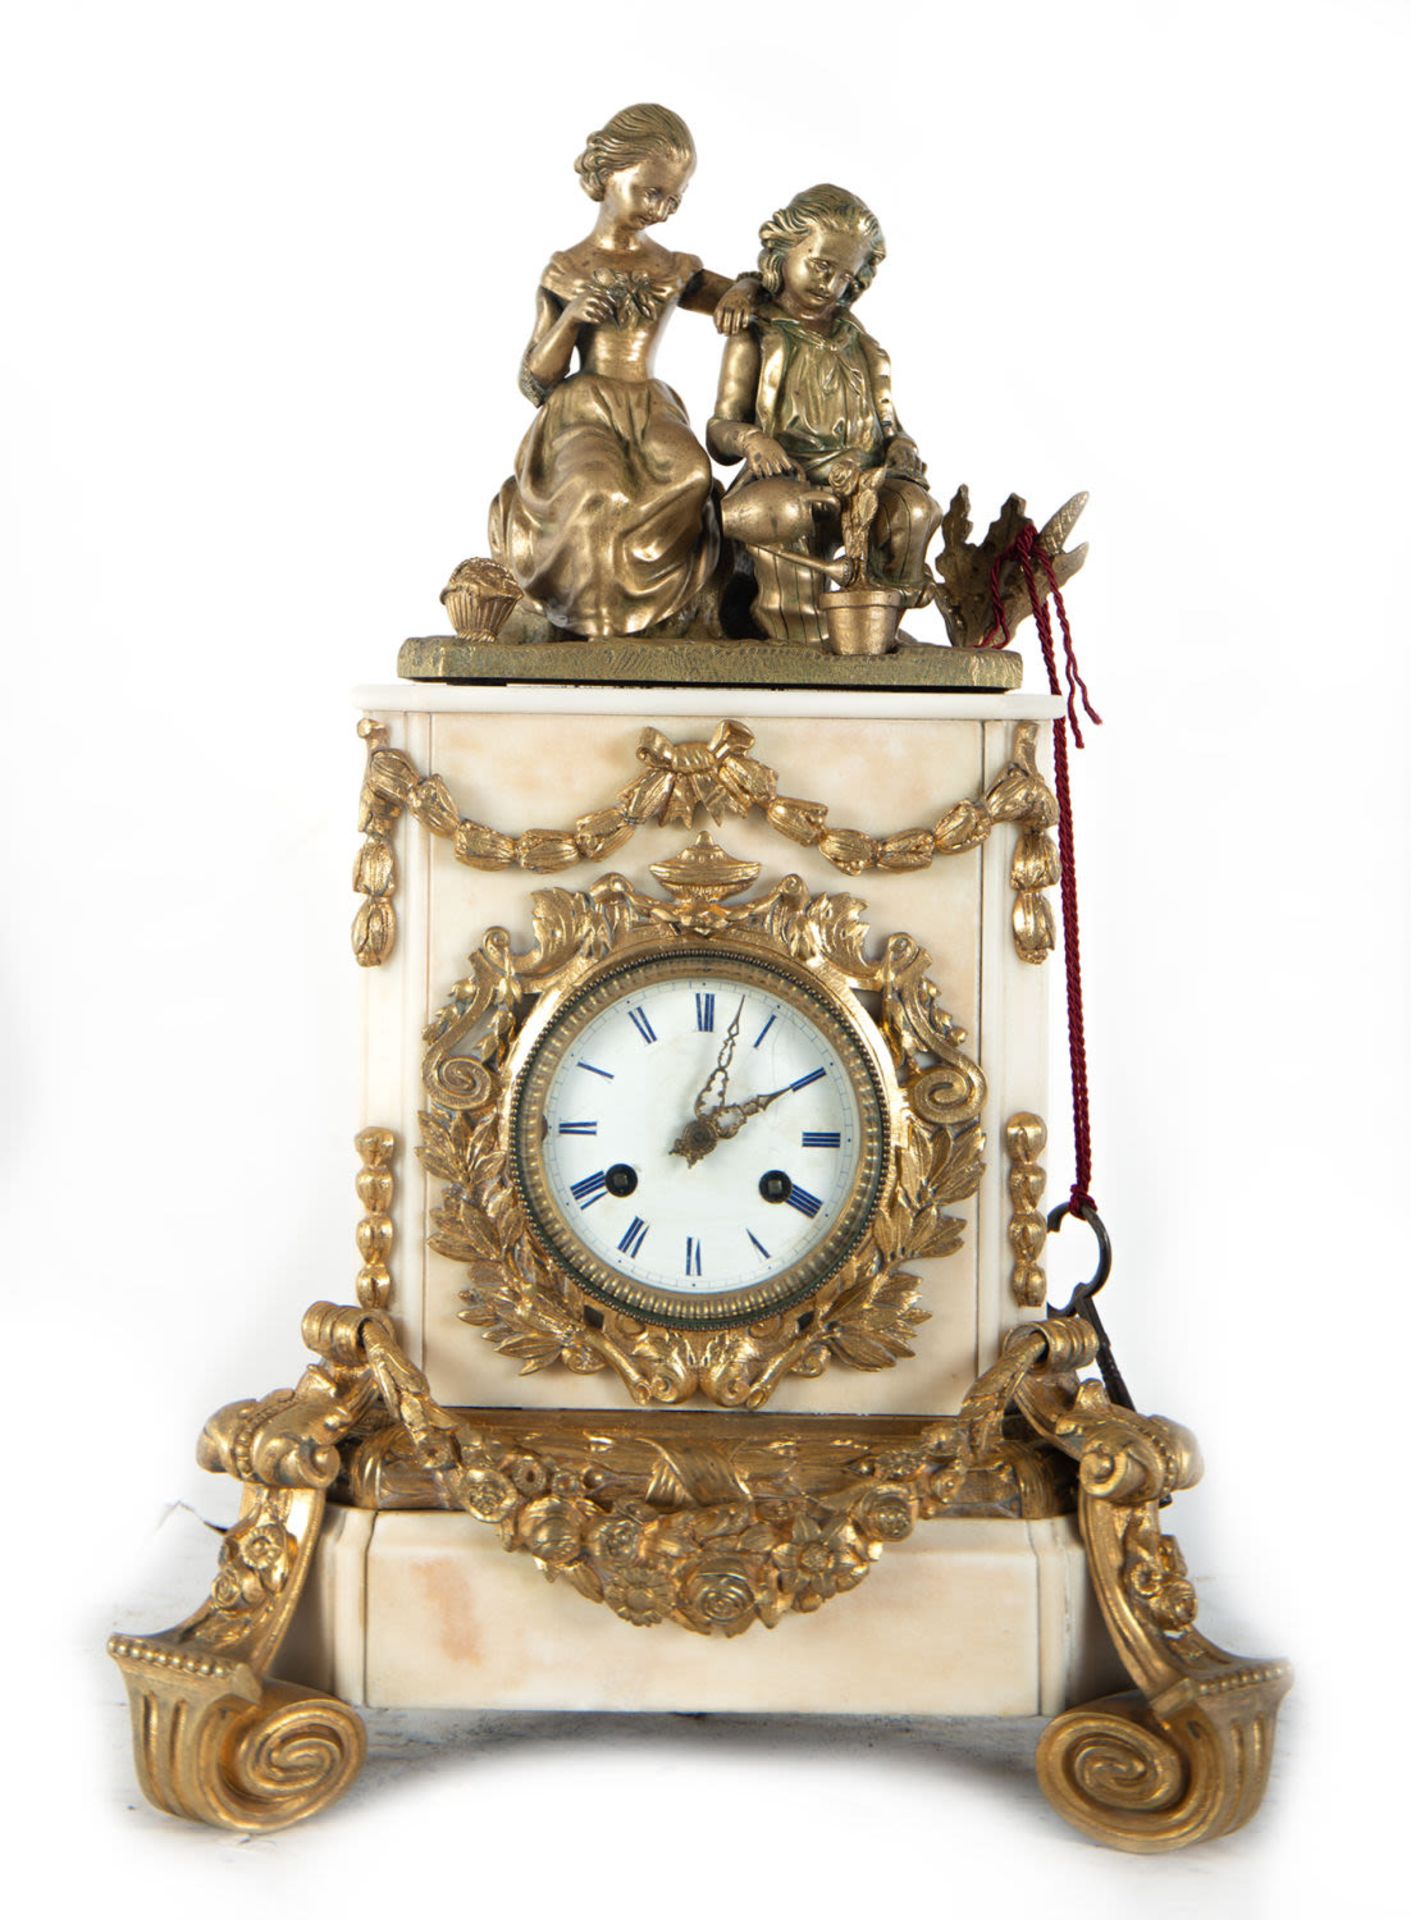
[680,265,763,335]
[519,281,614,404]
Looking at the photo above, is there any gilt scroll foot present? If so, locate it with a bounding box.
[1036,1669,1288,1854]
[1005,1320,1292,1852]
[109,1481,366,1831]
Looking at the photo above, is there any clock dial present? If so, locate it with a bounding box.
[509,946,890,1328]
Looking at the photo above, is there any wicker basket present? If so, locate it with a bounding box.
[440,558,521,641]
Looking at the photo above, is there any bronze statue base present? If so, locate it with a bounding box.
[397,631,1024,690]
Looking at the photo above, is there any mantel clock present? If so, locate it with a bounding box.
[109,100,1288,1854]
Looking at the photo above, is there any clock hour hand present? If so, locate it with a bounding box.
[669,1082,789,1166]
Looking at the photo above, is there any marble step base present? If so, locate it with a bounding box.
[276,1508,1124,1717]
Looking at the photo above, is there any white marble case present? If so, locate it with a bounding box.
[281,682,1123,1714]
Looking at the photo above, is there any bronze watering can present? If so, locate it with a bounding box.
[720,479,855,583]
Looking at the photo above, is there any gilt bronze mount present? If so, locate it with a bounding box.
[419,836,985,1406]
[352,714,1060,969]
[109,1141,1291,1849]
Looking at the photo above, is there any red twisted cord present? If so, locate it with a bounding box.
[981,552,1013,649]
[988,525,1102,1218]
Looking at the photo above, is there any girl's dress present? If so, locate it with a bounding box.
[489,250,718,639]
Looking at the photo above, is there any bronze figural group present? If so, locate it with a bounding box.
[486,103,940,649]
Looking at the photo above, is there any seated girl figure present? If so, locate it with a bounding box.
[489,104,755,640]
[708,184,941,644]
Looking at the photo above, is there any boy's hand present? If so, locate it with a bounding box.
[885,436,926,481]
[742,430,798,478]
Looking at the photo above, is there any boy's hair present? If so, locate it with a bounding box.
[757,183,886,304]
[575,104,695,202]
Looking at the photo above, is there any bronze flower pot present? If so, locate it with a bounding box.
[822,586,905,656]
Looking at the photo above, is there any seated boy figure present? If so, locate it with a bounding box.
[708,183,941,643]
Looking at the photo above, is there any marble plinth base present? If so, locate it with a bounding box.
[276,1509,1123,1716]
[396,633,1024,691]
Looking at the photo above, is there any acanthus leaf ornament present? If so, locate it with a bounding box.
[932,487,1089,652]
[420,835,986,1408]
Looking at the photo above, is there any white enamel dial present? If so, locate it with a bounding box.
[510,947,890,1327]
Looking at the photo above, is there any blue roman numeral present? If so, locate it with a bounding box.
[786,1185,823,1218]
[578,1061,613,1079]
[618,1216,649,1258]
[801,1131,840,1148]
[570,1170,608,1209]
[628,1007,658,1044]
[753,1013,776,1049]
[695,992,715,1032]
[790,1067,825,1091]
[685,1236,703,1277]
[558,1120,598,1135]
[747,1230,771,1259]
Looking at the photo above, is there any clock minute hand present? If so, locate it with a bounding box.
[693,997,744,1118]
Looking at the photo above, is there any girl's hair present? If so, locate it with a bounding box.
[757,183,886,304]
[574,104,695,201]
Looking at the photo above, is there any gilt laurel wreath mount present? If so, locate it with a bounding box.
[421,835,985,1409]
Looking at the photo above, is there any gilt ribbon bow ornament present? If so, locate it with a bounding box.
[622,721,778,828]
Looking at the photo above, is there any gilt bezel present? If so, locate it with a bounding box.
[507,942,892,1330]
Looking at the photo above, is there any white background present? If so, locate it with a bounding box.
[3,1,1407,1912]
